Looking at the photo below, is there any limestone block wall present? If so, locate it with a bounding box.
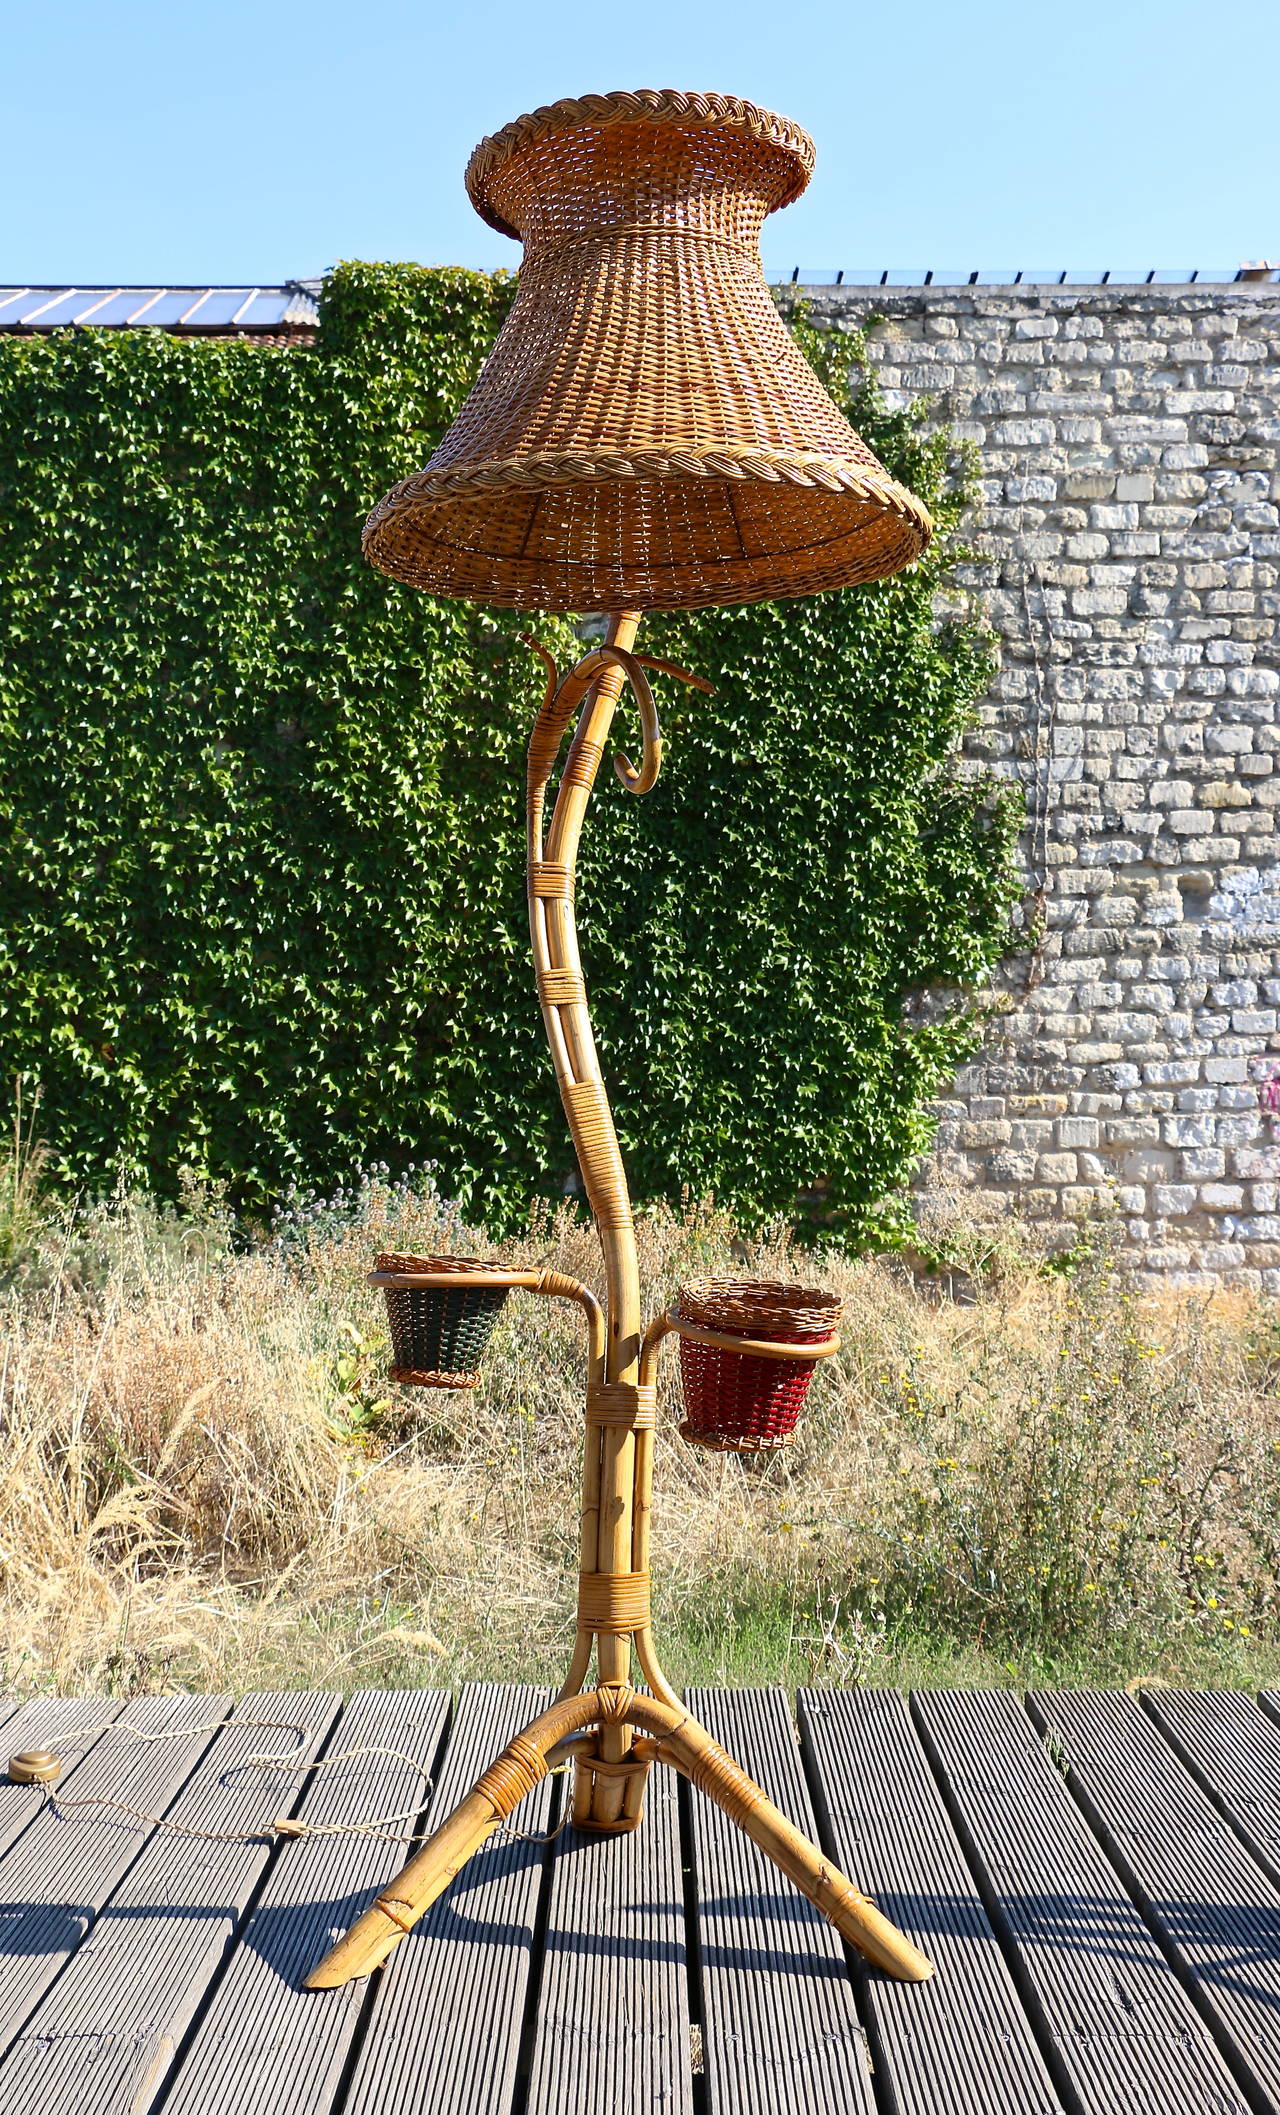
[803,282,1280,1287]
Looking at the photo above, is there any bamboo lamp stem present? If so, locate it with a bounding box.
[528,611,651,1820]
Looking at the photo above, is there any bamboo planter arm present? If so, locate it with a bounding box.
[641,1309,843,1377]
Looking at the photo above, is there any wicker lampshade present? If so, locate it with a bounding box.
[363,89,932,613]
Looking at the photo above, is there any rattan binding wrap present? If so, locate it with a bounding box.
[363,88,931,613]
[577,1571,651,1633]
[586,1382,657,1429]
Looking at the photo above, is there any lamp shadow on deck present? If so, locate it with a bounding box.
[858,1884,1280,2014]
[7,1874,1280,2040]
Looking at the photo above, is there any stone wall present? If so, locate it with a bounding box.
[803,282,1280,1288]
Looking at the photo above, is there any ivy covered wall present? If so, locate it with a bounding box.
[0,263,1018,1240]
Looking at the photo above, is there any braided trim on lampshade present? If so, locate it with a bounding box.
[365,452,931,541]
[465,88,815,237]
[370,448,925,509]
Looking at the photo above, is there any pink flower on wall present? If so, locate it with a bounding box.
[1252,1057,1280,1127]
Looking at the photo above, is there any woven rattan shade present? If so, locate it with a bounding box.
[363,89,932,613]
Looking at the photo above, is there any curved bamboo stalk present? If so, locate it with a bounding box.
[639,1309,674,1389]
[304,1687,932,1988]
[611,647,714,794]
[555,1629,594,1702]
[527,619,643,1366]
[527,615,643,1803]
[611,656,662,794]
[633,1623,682,1710]
[525,618,713,1798]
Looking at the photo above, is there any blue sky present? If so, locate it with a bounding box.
[8,0,1278,284]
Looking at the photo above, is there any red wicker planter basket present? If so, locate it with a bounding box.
[674,1278,841,1452]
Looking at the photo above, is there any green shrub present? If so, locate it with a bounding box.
[0,264,1019,1239]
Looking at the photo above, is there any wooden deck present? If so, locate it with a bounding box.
[0,1684,1277,2114]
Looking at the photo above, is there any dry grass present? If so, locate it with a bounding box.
[3,1174,1280,1697]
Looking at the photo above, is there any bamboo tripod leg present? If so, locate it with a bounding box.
[648,1718,931,1981]
[305,1789,503,1984]
[304,1687,932,1988]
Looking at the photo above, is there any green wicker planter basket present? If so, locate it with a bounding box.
[372,1253,511,1388]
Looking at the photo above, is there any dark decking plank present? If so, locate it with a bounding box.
[525,1705,693,2115]
[915,1690,1246,2115]
[0,1695,127,1871]
[1033,1687,1280,2112]
[0,1692,231,2058]
[345,1683,556,2115]
[688,1686,872,2115]
[0,1686,339,2115]
[799,1687,1064,2115]
[1141,1689,1280,1895]
[162,1686,450,2115]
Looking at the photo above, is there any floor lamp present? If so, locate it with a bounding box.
[308,87,934,1992]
